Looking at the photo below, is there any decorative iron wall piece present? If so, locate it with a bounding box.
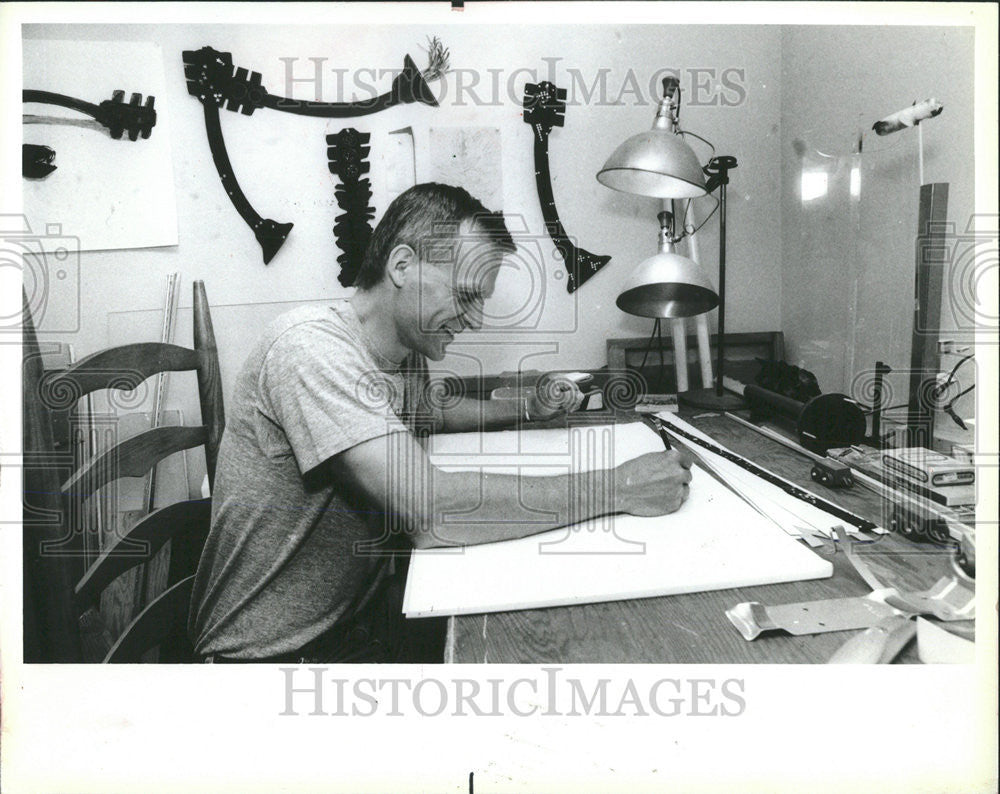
[183,47,293,265]
[23,89,157,141]
[182,40,448,265]
[327,129,375,288]
[23,144,56,178]
[522,81,611,293]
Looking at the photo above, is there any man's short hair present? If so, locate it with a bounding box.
[352,183,516,290]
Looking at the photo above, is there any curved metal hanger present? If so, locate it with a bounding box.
[523,80,611,294]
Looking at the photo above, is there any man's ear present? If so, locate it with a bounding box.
[386,244,416,288]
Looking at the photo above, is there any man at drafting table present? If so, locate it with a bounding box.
[189,183,692,663]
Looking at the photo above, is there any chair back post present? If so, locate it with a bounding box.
[22,289,83,662]
[192,280,224,487]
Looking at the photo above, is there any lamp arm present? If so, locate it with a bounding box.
[698,155,738,397]
[679,129,716,159]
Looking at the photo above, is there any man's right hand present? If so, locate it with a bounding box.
[614,450,694,516]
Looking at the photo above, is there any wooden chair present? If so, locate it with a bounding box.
[24,280,224,663]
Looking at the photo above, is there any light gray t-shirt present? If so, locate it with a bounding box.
[189,301,429,658]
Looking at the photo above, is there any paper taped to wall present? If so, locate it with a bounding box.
[403,422,833,618]
[22,40,178,252]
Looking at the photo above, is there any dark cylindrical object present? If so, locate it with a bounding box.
[744,384,803,419]
[744,384,866,454]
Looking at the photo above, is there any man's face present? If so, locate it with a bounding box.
[403,225,504,361]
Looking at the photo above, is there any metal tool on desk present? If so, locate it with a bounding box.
[825,573,976,664]
[826,615,918,664]
[727,525,974,662]
[724,411,854,488]
[655,413,879,533]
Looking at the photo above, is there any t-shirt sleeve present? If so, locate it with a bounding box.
[257,321,407,474]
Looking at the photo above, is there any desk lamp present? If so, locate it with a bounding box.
[597,76,743,409]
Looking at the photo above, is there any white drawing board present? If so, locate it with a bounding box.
[403,422,833,617]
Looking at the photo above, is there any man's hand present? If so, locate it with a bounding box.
[613,450,694,516]
[526,372,589,421]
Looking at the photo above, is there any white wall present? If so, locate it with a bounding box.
[25,22,783,378]
[779,25,976,430]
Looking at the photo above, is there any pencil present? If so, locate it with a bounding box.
[646,416,673,450]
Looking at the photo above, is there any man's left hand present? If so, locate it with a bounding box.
[526,372,589,421]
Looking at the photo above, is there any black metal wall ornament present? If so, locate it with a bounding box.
[327,128,375,288]
[182,40,449,266]
[522,80,611,293]
[22,89,156,179]
[23,89,157,141]
[183,47,293,265]
[23,144,57,178]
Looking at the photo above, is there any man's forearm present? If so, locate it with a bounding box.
[413,467,616,548]
[436,395,526,433]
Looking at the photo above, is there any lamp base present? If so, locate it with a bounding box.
[678,387,746,411]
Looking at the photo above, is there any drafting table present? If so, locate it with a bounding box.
[438,412,969,664]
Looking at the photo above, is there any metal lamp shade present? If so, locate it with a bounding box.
[616,249,719,318]
[597,129,708,199]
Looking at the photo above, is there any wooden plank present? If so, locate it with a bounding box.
[91,412,194,652]
[104,576,196,663]
[907,182,949,447]
[62,424,206,498]
[44,342,202,401]
[133,272,182,618]
[607,331,784,370]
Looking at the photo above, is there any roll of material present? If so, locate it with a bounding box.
[743,385,867,455]
[872,98,943,136]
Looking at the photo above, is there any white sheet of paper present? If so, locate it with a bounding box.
[22,40,179,252]
[403,422,833,617]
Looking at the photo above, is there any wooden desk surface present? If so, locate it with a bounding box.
[447,412,967,664]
